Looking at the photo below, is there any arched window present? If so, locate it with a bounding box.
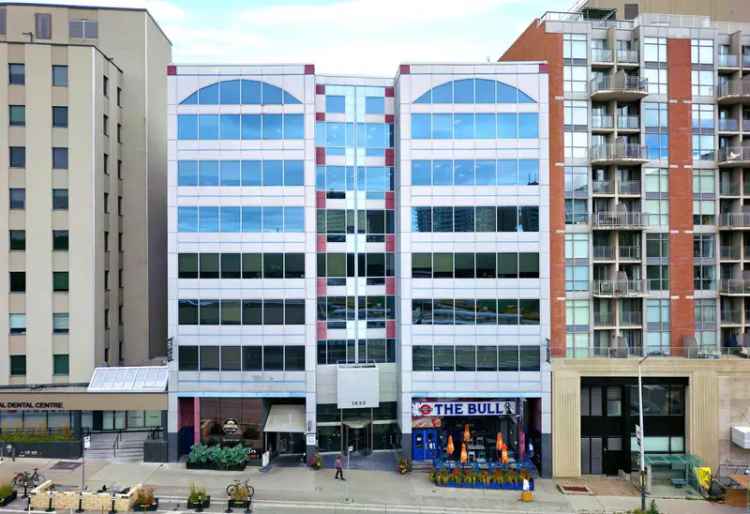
[180,79,302,105]
[414,79,535,104]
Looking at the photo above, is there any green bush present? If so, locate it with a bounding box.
[0,483,13,499]
[0,430,74,443]
[187,443,247,468]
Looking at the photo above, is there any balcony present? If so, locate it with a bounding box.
[717,80,750,104]
[719,212,750,228]
[617,115,640,130]
[721,308,742,324]
[592,180,614,194]
[592,48,613,63]
[618,181,641,195]
[593,245,615,260]
[590,75,648,101]
[593,312,615,327]
[590,143,648,164]
[717,146,750,167]
[720,279,750,295]
[591,115,614,130]
[744,54,750,67]
[720,245,741,259]
[719,53,740,68]
[591,279,647,296]
[616,49,639,64]
[718,118,740,132]
[744,120,750,132]
[591,211,648,229]
[719,181,740,196]
[620,310,642,326]
[618,245,641,259]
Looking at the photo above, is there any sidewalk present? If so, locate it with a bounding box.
[0,457,744,514]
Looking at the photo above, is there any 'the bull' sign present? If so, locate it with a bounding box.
[412,400,515,417]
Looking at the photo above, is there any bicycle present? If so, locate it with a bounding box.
[225,479,254,500]
[11,468,45,489]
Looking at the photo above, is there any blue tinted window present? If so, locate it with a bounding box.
[498,160,517,185]
[646,133,669,160]
[497,83,517,102]
[414,90,431,103]
[220,114,241,139]
[433,114,452,138]
[242,161,262,186]
[198,83,219,104]
[498,113,517,138]
[199,206,219,232]
[476,79,495,103]
[220,161,241,186]
[453,79,475,103]
[433,160,453,186]
[178,160,198,186]
[242,114,261,139]
[242,81,261,104]
[432,82,452,103]
[284,160,304,186]
[177,115,198,140]
[411,114,430,139]
[220,80,241,104]
[262,83,283,104]
[326,95,345,113]
[412,207,432,232]
[178,207,198,232]
[366,167,387,192]
[284,91,301,104]
[242,207,261,232]
[366,124,387,147]
[476,160,496,185]
[476,113,496,138]
[518,113,538,138]
[365,96,385,114]
[199,114,220,140]
[263,114,283,139]
[327,122,346,147]
[519,160,539,185]
[263,207,284,233]
[454,160,474,185]
[284,114,304,139]
[517,89,535,103]
[365,148,384,157]
[453,114,474,139]
[181,92,198,105]
[221,207,242,232]
[199,161,219,186]
[315,122,326,146]
[263,161,283,186]
[326,166,346,191]
[412,161,431,185]
[285,207,305,232]
[316,166,325,189]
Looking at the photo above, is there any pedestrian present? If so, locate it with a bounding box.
[334,453,345,481]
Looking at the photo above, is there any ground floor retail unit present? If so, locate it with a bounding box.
[551,358,750,478]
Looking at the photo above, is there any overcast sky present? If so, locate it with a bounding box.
[13,0,572,75]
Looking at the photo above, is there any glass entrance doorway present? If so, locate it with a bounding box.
[344,420,371,455]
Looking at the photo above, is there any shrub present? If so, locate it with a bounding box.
[0,431,74,443]
[135,486,155,507]
[0,483,13,499]
[308,453,322,470]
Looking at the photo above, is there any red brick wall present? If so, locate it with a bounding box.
[666,38,695,354]
[501,21,566,357]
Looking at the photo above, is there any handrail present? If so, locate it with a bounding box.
[591,211,648,227]
[717,79,750,98]
[590,75,647,94]
[719,212,750,227]
[590,143,647,162]
[718,146,750,163]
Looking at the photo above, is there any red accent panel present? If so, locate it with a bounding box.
[167,65,177,76]
[316,147,326,165]
[317,278,327,296]
[399,64,410,75]
[385,234,395,252]
[193,397,201,445]
[385,148,395,166]
[385,277,395,295]
[538,63,549,73]
[316,112,326,121]
[317,235,326,253]
[304,64,315,75]
[385,86,395,98]
[317,321,327,341]
[178,397,194,430]
[316,191,326,209]
[385,114,395,124]
[385,192,394,210]
[316,84,325,95]
[386,320,396,339]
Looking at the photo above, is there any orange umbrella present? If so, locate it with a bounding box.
[496,432,504,452]
[501,448,509,464]
[446,434,455,457]
[463,423,471,443]
[460,442,468,464]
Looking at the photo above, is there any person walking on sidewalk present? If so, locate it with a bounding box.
[334,453,345,481]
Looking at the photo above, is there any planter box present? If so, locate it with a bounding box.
[0,440,81,459]
[0,491,17,507]
[434,479,534,491]
[186,462,246,471]
[187,497,210,510]
[227,499,250,509]
[135,498,159,512]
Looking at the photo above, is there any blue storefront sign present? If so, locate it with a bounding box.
[412,400,515,417]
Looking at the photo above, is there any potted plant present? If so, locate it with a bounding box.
[0,483,17,507]
[398,455,411,475]
[186,483,210,511]
[308,453,322,470]
[135,486,158,512]
[448,468,461,487]
[227,483,251,510]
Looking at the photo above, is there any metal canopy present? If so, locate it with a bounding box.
[87,366,168,393]
[643,454,703,467]
[264,404,305,433]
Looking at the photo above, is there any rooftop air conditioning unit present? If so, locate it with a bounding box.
[731,426,750,449]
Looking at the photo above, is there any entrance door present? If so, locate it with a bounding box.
[344,423,371,455]
[581,437,603,474]
[412,429,439,461]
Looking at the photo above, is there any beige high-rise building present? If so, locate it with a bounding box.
[0,3,171,386]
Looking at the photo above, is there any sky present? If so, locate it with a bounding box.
[13,0,572,75]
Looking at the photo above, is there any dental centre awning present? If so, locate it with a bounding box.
[263,404,305,433]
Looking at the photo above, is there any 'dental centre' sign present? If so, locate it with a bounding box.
[412,400,515,417]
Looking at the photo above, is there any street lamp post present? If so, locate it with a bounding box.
[637,355,649,512]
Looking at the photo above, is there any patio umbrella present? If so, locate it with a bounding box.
[501,448,509,464]
[463,423,471,443]
[446,434,454,457]
[496,432,506,453]
[460,442,468,464]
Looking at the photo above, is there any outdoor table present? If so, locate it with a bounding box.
[725,474,749,508]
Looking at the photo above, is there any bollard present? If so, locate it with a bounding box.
[46,495,54,512]
[76,493,84,513]
[225,500,232,513]
[244,501,251,514]
[108,496,116,514]
[23,484,28,499]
